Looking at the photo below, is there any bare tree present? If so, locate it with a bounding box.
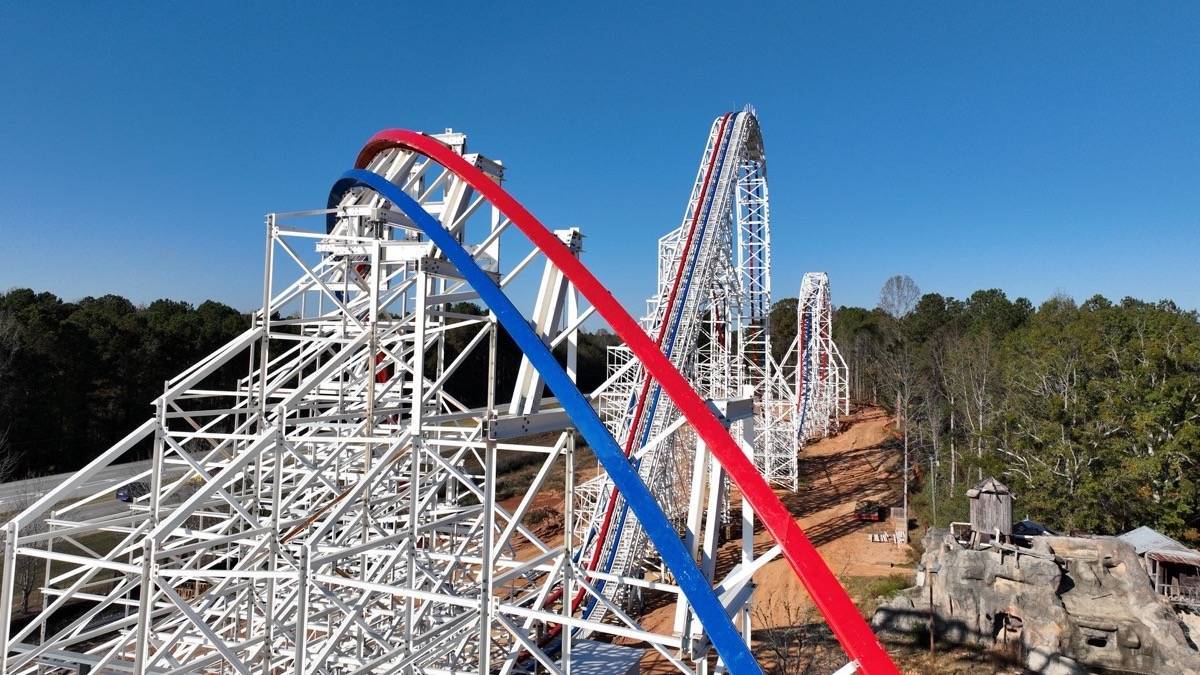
[0,311,18,484]
[878,275,920,319]
[752,594,824,674]
[921,378,946,526]
[930,332,959,491]
[6,477,48,614]
[876,333,919,529]
[942,331,999,482]
[850,331,880,403]
[996,316,1092,520]
[0,309,17,377]
[875,275,922,529]
[0,428,16,483]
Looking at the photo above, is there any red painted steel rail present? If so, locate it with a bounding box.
[353,129,899,675]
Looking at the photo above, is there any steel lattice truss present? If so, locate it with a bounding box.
[0,121,894,675]
[576,109,799,636]
[783,272,850,441]
[0,129,758,675]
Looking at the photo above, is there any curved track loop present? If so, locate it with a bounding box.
[346,130,899,675]
[327,170,760,673]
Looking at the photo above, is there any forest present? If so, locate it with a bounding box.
[0,289,618,479]
[0,290,248,478]
[2,282,1198,546]
[820,276,1200,545]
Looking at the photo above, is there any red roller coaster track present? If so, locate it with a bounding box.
[353,129,899,675]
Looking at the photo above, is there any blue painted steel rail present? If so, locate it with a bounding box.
[326,169,761,673]
[584,117,737,618]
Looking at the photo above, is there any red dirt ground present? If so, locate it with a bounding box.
[502,407,919,672]
[634,407,914,672]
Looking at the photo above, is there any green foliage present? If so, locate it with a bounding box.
[906,293,957,343]
[834,284,1200,545]
[962,288,1033,336]
[995,296,1200,539]
[863,574,912,600]
[909,466,969,530]
[834,306,890,403]
[0,289,247,477]
[769,298,797,363]
[0,293,621,479]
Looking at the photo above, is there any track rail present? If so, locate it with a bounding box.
[328,169,759,673]
[344,130,899,675]
[579,112,734,621]
[796,271,849,440]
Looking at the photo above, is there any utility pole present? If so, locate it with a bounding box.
[930,451,937,529]
[898,390,908,543]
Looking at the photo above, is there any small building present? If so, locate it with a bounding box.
[1117,526,1200,609]
[966,477,1013,543]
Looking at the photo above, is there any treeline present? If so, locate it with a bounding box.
[0,290,620,479]
[10,282,1196,543]
[827,276,1200,544]
[435,301,620,409]
[0,289,249,477]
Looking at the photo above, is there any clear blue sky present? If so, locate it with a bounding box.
[1,3,1197,313]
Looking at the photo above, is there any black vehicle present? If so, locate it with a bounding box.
[115,481,150,503]
[854,499,886,522]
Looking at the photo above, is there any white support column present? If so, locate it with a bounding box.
[0,522,17,674]
[700,448,726,588]
[562,432,575,675]
[739,387,758,643]
[132,537,157,674]
[134,393,170,675]
[294,544,311,675]
[405,265,429,669]
[480,414,497,673]
[566,282,579,383]
[673,435,711,641]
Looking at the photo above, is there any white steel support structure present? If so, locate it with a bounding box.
[732,139,799,491]
[0,130,777,674]
[577,109,794,640]
[784,272,850,441]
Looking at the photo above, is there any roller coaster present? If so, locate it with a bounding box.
[792,272,851,440]
[0,111,890,673]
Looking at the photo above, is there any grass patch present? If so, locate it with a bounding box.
[494,437,597,502]
[842,573,914,614]
[863,574,912,599]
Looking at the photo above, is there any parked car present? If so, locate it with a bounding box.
[854,499,886,522]
[115,481,150,503]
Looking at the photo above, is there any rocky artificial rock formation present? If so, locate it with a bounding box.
[872,529,1199,674]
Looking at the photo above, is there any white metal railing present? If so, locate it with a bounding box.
[1161,583,1200,606]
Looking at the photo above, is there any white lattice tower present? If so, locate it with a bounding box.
[0,129,775,674]
[794,272,850,440]
[731,115,799,491]
[579,109,800,632]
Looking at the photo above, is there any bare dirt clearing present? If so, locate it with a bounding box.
[501,408,1018,673]
[632,407,916,672]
